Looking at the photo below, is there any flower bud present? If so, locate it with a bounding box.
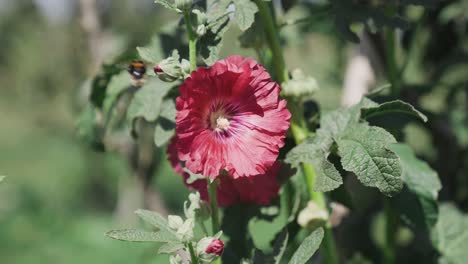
[297,201,329,230]
[197,235,224,262]
[155,50,183,82]
[175,0,192,11]
[282,69,319,98]
[205,239,224,255]
[169,254,182,264]
[196,24,207,37]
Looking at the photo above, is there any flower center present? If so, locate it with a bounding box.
[209,110,230,131]
[216,116,230,130]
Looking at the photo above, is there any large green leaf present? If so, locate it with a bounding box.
[232,0,258,31]
[154,0,181,12]
[103,71,131,115]
[135,209,178,241]
[137,36,164,64]
[127,79,173,122]
[432,204,468,264]
[288,227,324,264]
[76,104,104,151]
[200,6,231,65]
[106,229,178,243]
[361,100,428,122]
[253,229,288,264]
[337,123,403,196]
[390,143,441,230]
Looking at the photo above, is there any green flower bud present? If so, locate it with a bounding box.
[175,0,192,11]
[282,69,319,98]
[196,24,207,37]
[297,201,328,230]
[196,232,224,263]
[156,50,183,82]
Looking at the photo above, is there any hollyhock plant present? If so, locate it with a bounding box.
[167,137,281,207]
[175,56,291,178]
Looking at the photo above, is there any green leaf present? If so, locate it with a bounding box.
[127,79,173,122]
[154,0,181,12]
[103,71,131,115]
[76,105,104,151]
[337,123,403,196]
[200,9,230,65]
[0,176,5,183]
[154,99,176,147]
[232,0,258,31]
[158,242,185,254]
[288,227,324,264]
[391,143,441,231]
[137,37,163,63]
[313,157,343,192]
[252,229,288,264]
[135,209,178,240]
[431,203,468,264]
[106,229,178,242]
[361,100,428,122]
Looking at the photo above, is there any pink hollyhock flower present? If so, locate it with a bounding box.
[205,239,224,256]
[175,56,291,178]
[167,137,281,207]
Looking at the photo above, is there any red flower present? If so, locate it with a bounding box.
[175,56,291,178]
[205,239,224,256]
[167,137,281,207]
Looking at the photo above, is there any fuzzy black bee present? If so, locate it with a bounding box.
[127,60,147,80]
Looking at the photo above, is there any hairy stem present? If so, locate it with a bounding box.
[254,0,288,83]
[385,7,399,96]
[253,0,339,263]
[208,180,220,234]
[187,242,199,264]
[183,11,197,71]
[383,199,398,264]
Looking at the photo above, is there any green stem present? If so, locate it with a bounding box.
[383,199,398,264]
[208,180,222,264]
[183,11,197,71]
[253,0,288,83]
[253,1,339,263]
[187,242,199,264]
[385,7,399,96]
[208,180,220,235]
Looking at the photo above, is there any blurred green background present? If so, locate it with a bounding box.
[0,0,467,263]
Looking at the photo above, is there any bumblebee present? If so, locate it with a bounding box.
[127,60,147,80]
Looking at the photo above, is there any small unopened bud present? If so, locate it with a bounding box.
[197,234,224,262]
[154,65,163,74]
[205,239,224,255]
[297,201,329,230]
[175,0,192,11]
[155,50,183,82]
[196,24,207,37]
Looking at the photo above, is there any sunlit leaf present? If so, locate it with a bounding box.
[337,123,403,196]
[431,204,468,264]
[288,227,324,264]
[106,229,178,243]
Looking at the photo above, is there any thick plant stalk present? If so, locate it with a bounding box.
[183,11,198,71]
[208,180,220,234]
[253,0,339,263]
